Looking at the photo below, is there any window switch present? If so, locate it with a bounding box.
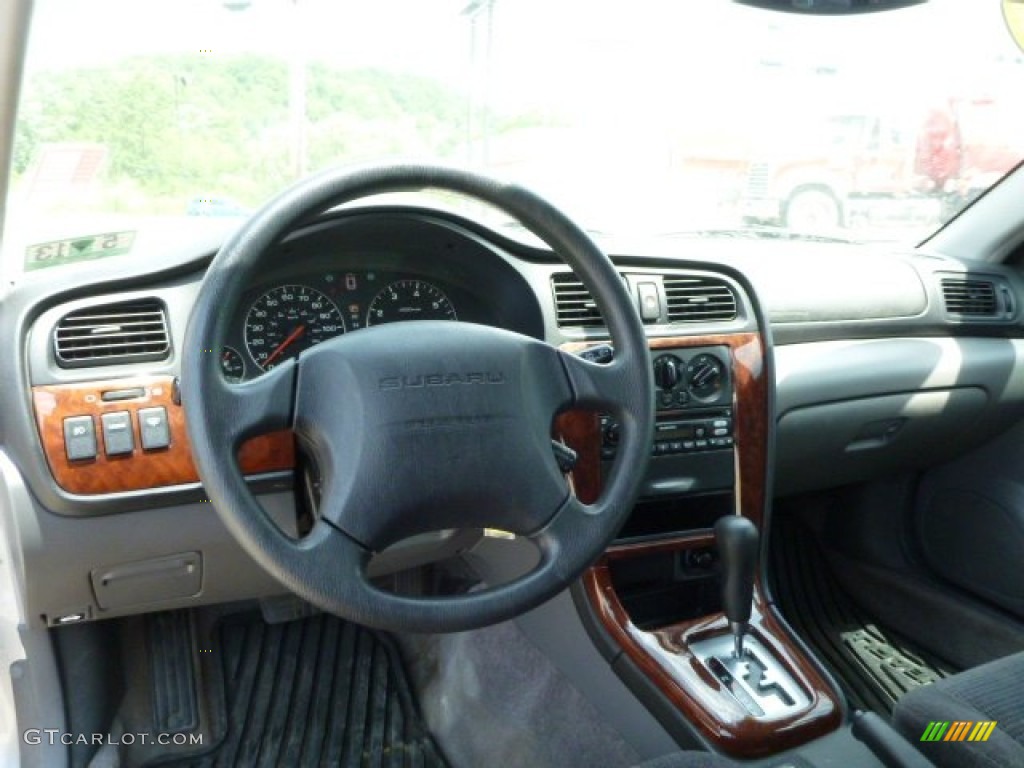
[138,407,171,451]
[63,416,97,461]
[101,411,134,456]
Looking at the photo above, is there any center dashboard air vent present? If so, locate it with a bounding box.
[54,298,171,368]
[664,276,738,323]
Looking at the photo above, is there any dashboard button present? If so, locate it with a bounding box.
[101,411,134,456]
[63,416,97,461]
[138,407,171,451]
[637,281,661,321]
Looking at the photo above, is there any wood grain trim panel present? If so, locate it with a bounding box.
[553,411,601,504]
[32,376,294,495]
[583,562,841,758]
[561,334,840,756]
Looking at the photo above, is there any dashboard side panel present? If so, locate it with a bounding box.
[5,483,293,628]
[31,376,293,494]
[774,337,1024,496]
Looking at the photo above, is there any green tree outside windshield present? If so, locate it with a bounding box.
[11,54,511,214]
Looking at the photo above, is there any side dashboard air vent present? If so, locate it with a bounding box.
[54,298,171,367]
[552,272,603,328]
[664,276,738,323]
[940,278,998,317]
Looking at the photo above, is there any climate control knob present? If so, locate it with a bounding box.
[687,354,725,401]
[653,355,683,390]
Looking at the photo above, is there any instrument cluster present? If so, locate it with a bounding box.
[221,269,462,381]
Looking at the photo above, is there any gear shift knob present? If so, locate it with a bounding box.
[714,515,759,657]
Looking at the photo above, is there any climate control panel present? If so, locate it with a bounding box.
[649,347,730,412]
[600,345,733,461]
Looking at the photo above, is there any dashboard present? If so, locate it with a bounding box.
[6,203,1024,627]
[13,207,1024,507]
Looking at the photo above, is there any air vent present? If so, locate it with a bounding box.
[552,272,603,328]
[664,276,738,323]
[941,278,997,317]
[55,299,171,367]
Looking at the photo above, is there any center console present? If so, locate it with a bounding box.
[558,333,843,759]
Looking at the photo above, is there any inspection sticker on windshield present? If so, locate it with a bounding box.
[24,231,135,271]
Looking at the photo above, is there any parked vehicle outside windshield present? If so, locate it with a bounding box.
[4,0,1024,277]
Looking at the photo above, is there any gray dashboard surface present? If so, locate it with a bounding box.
[773,337,1024,496]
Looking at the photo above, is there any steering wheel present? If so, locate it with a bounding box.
[183,164,654,633]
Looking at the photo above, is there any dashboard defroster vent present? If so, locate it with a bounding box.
[552,272,603,328]
[54,299,171,367]
[664,276,738,323]
[941,278,998,317]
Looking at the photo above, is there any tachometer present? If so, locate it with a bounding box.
[244,284,345,371]
[366,279,457,326]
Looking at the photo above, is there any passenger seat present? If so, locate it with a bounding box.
[893,650,1024,767]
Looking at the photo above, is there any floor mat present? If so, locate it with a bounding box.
[148,610,447,768]
[769,515,956,714]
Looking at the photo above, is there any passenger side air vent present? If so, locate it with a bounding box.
[54,298,171,367]
[940,278,998,317]
[664,276,738,323]
[552,272,603,328]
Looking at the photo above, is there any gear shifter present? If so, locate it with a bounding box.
[715,515,759,658]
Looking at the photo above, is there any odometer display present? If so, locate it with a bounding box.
[245,284,345,370]
[366,280,457,326]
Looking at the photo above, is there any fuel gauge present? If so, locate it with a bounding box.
[220,346,245,382]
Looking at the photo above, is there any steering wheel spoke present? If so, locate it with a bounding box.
[217,358,298,445]
[557,348,639,413]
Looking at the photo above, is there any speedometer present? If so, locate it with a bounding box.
[244,284,345,371]
[366,280,457,326]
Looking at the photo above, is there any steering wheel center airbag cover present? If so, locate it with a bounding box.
[295,321,572,548]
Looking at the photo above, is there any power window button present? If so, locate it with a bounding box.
[63,416,97,461]
[138,407,171,451]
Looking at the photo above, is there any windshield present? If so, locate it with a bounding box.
[6,0,1024,275]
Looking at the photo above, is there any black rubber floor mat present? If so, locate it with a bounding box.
[150,612,447,768]
[769,515,955,714]
[148,611,200,735]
